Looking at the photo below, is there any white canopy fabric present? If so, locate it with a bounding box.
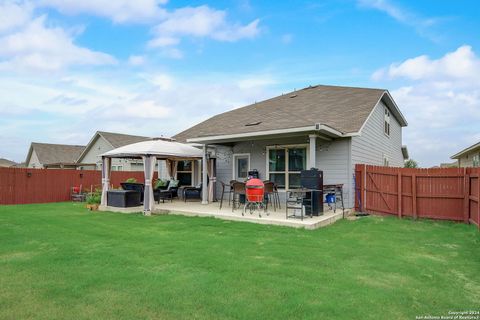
[101,139,203,159]
[100,139,206,216]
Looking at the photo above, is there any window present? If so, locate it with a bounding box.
[473,154,480,167]
[111,165,123,171]
[268,146,307,189]
[384,107,391,136]
[233,154,250,180]
[383,154,389,167]
[177,160,193,186]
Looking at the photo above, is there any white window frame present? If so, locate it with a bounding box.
[384,107,391,137]
[176,160,195,186]
[232,153,251,180]
[266,144,309,191]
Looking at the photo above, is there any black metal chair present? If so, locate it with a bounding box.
[263,181,276,211]
[219,181,233,209]
[231,182,246,212]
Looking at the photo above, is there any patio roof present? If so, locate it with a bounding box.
[100,138,203,159]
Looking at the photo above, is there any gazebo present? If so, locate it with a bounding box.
[99,138,211,215]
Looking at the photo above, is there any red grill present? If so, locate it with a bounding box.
[245,178,264,202]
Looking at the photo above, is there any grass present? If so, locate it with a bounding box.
[0,203,479,320]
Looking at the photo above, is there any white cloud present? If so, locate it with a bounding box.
[0,1,33,33]
[147,36,180,48]
[128,55,146,66]
[373,45,480,82]
[0,15,116,71]
[357,0,440,41]
[149,5,260,49]
[0,71,276,162]
[372,45,480,167]
[38,0,167,23]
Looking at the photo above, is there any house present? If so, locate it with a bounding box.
[451,141,480,167]
[0,158,17,167]
[173,84,408,208]
[25,143,86,169]
[76,131,152,171]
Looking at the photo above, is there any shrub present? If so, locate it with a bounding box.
[125,178,137,183]
[86,189,101,205]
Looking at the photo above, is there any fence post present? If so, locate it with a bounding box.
[478,169,480,230]
[412,173,417,220]
[397,171,402,218]
[464,168,470,224]
[361,164,366,213]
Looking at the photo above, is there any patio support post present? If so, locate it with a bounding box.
[100,156,111,206]
[309,134,317,169]
[142,155,156,216]
[202,144,208,204]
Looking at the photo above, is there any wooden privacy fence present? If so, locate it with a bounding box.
[0,167,157,205]
[355,164,480,228]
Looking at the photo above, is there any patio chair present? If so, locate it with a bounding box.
[70,185,86,202]
[263,181,276,211]
[231,181,246,212]
[183,183,202,202]
[219,181,233,209]
[154,180,179,203]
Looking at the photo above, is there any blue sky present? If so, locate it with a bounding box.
[1,0,479,167]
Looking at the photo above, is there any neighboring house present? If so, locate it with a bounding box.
[0,158,17,167]
[451,141,480,167]
[174,84,408,208]
[25,143,86,169]
[440,161,458,168]
[76,131,152,171]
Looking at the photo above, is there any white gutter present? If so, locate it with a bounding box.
[186,125,355,143]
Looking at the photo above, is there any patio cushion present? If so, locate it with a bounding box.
[154,179,169,189]
[169,180,179,188]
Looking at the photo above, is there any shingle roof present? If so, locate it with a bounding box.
[174,84,406,142]
[98,131,151,148]
[451,141,480,159]
[0,158,17,167]
[30,143,85,165]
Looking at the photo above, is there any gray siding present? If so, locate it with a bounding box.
[351,100,404,167]
[317,138,353,208]
[214,145,234,196]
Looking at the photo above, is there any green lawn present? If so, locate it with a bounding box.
[0,203,479,320]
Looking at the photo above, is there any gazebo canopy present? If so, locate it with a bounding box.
[99,138,209,216]
[101,139,203,159]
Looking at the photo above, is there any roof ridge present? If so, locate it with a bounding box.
[31,142,85,147]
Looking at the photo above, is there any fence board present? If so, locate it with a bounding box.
[0,167,157,205]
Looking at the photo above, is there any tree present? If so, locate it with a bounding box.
[404,159,418,168]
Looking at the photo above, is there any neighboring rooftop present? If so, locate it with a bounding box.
[27,143,85,165]
[0,158,17,167]
[451,141,480,159]
[173,84,408,142]
[76,131,152,163]
[98,131,151,148]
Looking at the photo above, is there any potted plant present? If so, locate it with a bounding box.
[86,189,101,211]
